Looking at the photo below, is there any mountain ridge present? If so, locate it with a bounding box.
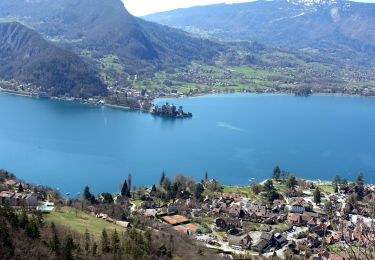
[143,0,375,65]
[0,22,107,98]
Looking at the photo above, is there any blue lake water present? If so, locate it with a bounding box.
[1,93,375,195]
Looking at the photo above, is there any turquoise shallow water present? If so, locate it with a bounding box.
[1,93,375,195]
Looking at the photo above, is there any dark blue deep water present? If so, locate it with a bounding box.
[1,93,375,195]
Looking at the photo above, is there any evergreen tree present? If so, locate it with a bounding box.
[160,171,166,186]
[356,172,365,200]
[84,229,90,253]
[92,242,97,256]
[281,170,288,181]
[204,171,208,182]
[18,210,28,229]
[111,230,120,255]
[101,193,113,204]
[25,216,40,240]
[313,187,321,204]
[120,180,131,198]
[50,222,60,254]
[128,173,132,193]
[340,179,348,187]
[83,186,94,202]
[194,183,204,201]
[171,182,179,199]
[272,165,281,180]
[334,184,339,193]
[286,174,297,189]
[18,183,24,192]
[0,218,14,256]
[101,229,110,253]
[324,201,334,216]
[346,194,358,212]
[150,184,157,196]
[62,234,75,260]
[356,172,365,187]
[266,189,279,202]
[263,179,274,192]
[332,175,341,186]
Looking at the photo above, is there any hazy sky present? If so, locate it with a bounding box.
[123,0,375,16]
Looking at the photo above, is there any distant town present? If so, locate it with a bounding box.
[1,167,374,259]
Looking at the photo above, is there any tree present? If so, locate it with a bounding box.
[266,189,279,202]
[332,175,341,186]
[18,183,24,192]
[111,230,120,255]
[204,171,208,182]
[92,242,97,256]
[324,201,334,216]
[340,179,348,187]
[101,193,113,204]
[356,172,365,187]
[84,229,90,253]
[272,166,281,180]
[281,170,288,181]
[50,222,60,254]
[346,194,358,213]
[62,234,75,260]
[18,210,28,229]
[83,186,95,203]
[263,179,274,192]
[250,182,263,195]
[25,216,40,240]
[128,173,132,192]
[160,171,166,186]
[334,184,339,193]
[0,219,14,256]
[286,174,297,190]
[206,179,222,192]
[150,184,157,196]
[194,183,204,201]
[313,187,321,204]
[101,229,110,253]
[120,180,131,198]
[355,172,365,200]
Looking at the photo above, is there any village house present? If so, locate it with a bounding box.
[250,201,267,211]
[288,213,303,226]
[252,239,272,253]
[290,197,312,213]
[0,191,15,205]
[214,218,242,231]
[114,195,129,205]
[0,191,38,207]
[228,232,252,250]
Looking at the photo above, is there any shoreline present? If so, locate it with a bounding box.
[1,88,375,114]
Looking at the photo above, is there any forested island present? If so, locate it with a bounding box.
[150,103,192,118]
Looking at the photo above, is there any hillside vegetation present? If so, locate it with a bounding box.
[0,22,106,98]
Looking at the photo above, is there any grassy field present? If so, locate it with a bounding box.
[222,185,262,201]
[44,207,121,239]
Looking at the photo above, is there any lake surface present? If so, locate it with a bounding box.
[1,93,375,195]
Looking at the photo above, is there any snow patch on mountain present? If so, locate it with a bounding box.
[287,0,339,6]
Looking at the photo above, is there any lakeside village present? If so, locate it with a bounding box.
[0,80,196,118]
[1,168,374,259]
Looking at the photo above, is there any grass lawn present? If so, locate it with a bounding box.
[130,199,143,207]
[44,207,121,239]
[316,184,334,194]
[222,186,262,200]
